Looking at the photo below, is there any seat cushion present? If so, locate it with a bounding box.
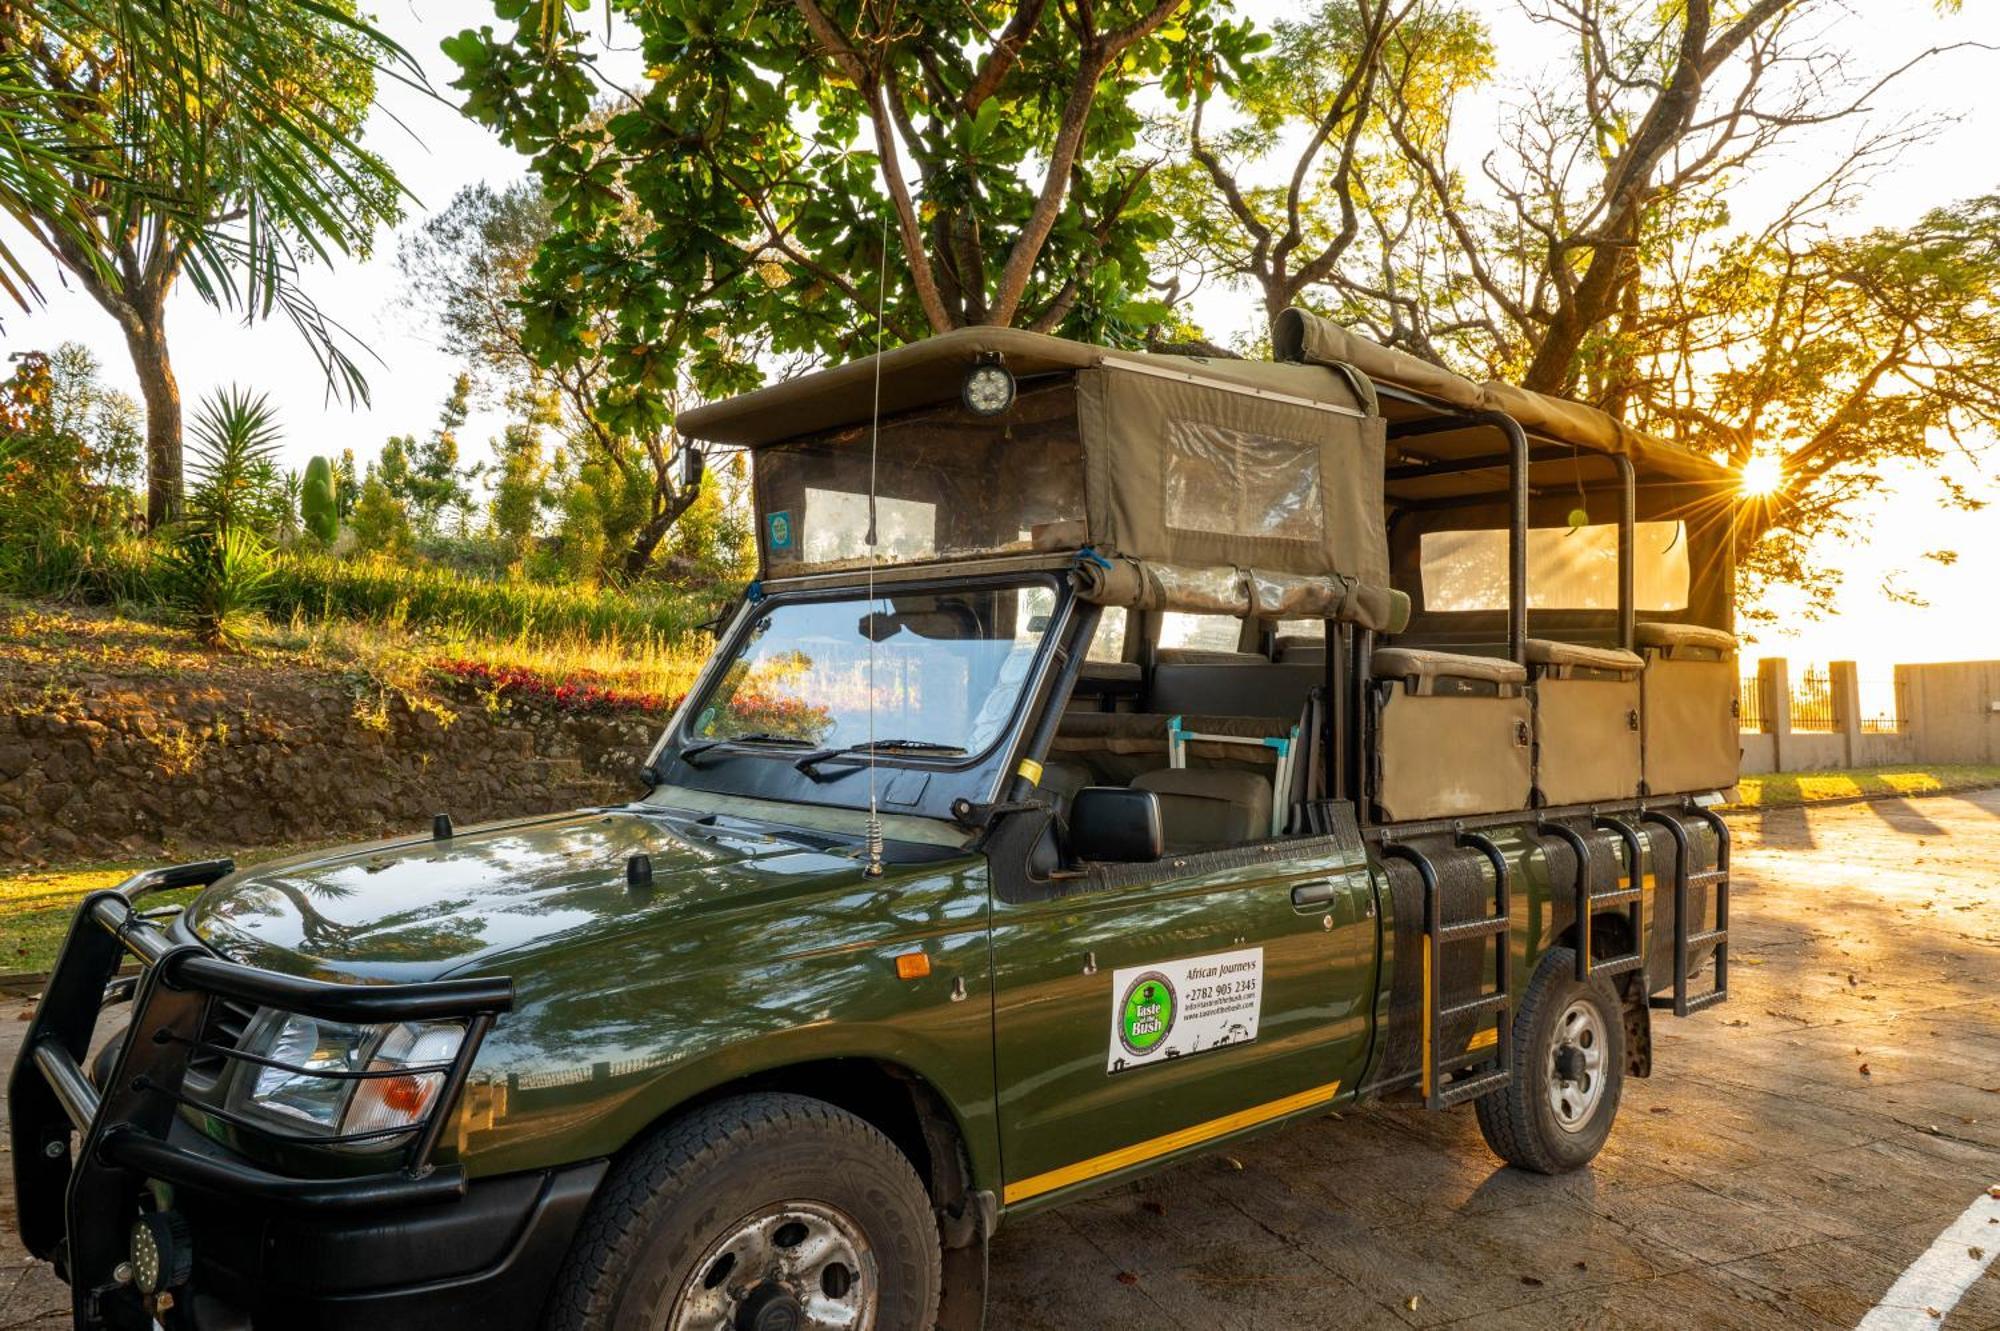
[1634,623,1736,653]
[1133,769,1273,850]
[1371,647,1526,687]
[1525,639,1644,674]
[1156,647,1265,666]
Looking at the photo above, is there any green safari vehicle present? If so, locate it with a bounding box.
[10,309,1743,1331]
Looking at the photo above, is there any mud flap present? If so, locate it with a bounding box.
[935,1191,996,1331]
[1623,979,1653,1078]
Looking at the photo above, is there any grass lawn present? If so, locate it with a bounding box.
[0,841,336,980]
[1731,763,2000,809]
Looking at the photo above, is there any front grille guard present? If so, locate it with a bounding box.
[6,860,514,1327]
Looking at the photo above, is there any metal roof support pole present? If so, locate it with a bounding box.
[1614,454,1636,653]
[1377,408,1529,665]
[1489,412,1530,666]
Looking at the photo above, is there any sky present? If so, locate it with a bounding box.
[1,0,1996,677]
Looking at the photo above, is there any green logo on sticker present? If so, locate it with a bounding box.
[1118,972,1176,1057]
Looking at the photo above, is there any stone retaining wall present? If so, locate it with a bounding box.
[0,670,659,865]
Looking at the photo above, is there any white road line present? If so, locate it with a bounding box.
[1855,1189,2000,1329]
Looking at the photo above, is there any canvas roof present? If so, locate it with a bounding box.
[676,318,1738,498]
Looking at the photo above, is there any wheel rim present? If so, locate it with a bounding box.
[666,1200,878,1331]
[1546,997,1608,1133]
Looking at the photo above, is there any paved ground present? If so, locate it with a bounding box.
[3,791,1998,1329]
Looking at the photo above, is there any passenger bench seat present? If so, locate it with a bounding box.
[1527,638,1643,806]
[1371,647,1532,822]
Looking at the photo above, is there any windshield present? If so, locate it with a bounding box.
[687,580,1060,758]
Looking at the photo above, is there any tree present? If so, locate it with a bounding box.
[1627,197,2000,619]
[1170,0,1996,612]
[380,376,480,537]
[444,0,1266,433]
[397,180,707,579]
[349,476,412,557]
[1,0,406,527]
[42,341,142,497]
[1163,0,1490,335]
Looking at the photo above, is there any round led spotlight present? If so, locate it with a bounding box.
[129,1211,192,1294]
[961,359,1015,417]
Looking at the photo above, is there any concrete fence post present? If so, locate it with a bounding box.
[1830,660,1861,766]
[1758,657,1792,772]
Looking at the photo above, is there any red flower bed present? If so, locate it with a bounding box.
[434,659,681,716]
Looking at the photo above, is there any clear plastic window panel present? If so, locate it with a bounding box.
[757,384,1084,571]
[1162,420,1325,544]
[1419,520,1691,612]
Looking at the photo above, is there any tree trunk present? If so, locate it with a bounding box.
[621,478,703,581]
[121,302,182,529]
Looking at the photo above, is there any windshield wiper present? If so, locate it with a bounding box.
[678,733,820,766]
[795,738,968,778]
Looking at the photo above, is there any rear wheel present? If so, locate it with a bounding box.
[547,1092,941,1331]
[1474,945,1624,1173]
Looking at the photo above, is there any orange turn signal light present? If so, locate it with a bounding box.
[895,951,932,981]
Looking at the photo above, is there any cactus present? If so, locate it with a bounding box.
[302,455,339,544]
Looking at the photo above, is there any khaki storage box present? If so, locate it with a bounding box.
[1529,639,1643,806]
[1637,624,1739,795]
[1372,648,1532,822]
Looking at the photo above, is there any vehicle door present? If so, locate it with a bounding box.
[987,820,1377,1209]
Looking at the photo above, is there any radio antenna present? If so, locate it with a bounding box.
[862,209,890,878]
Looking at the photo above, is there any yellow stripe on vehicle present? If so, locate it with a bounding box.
[1468,1027,1498,1052]
[1001,1081,1341,1206]
[1420,935,1433,1100]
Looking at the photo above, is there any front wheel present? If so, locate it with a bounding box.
[547,1092,942,1331]
[1474,946,1625,1173]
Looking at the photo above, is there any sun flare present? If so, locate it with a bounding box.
[1738,453,1784,498]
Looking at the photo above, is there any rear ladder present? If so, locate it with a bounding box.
[1382,831,1513,1109]
[1640,802,1730,1016]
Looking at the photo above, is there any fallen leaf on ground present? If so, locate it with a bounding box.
[1971,1247,1985,1261]
[1116,1272,1138,1286]
[1859,1064,1872,1076]
[1520,1275,1544,1287]
[1140,1200,1166,1217]
[1219,1156,1243,1172]
[1406,1296,1422,1312]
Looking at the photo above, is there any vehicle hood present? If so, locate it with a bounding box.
[185,807,866,982]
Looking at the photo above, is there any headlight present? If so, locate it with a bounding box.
[228,1009,465,1147]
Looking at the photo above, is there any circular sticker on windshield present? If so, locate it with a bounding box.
[1118,971,1177,1057]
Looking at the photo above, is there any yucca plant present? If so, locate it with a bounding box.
[185,387,286,537]
[161,526,275,649]
[168,386,285,646]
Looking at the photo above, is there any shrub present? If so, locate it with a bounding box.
[302,455,339,543]
[161,528,274,648]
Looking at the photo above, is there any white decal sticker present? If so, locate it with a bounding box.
[1106,947,1263,1074]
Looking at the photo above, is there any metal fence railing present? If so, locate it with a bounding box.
[1858,676,1907,734]
[1738,674,1767,733]
[1790,665,1837,732]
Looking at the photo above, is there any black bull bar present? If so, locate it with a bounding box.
[7,860,513,1329]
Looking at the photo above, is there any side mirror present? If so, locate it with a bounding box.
[1067,787,1164,864]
